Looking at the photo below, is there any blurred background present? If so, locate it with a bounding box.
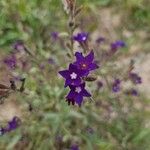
[0,0,150,149]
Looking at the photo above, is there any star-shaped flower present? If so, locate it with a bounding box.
[74,50,99,76]
[59,64,85,87]
[66,83,91,106]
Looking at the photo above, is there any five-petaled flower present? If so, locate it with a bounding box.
[74,51,99,76]
[66,83,91,106]
[59,64,85,87]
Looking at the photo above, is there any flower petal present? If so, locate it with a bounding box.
[82,89,91,97]
[75,94,83,106]
[85,51,94,62]
[89,63,99,71]
[59,70,69,78]
[75,52,84,61]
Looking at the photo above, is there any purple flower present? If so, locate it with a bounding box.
[111,40,126,49]
[66,83,91,106]
[74,51,99,76]
[112,79,121,93]
[7,116,20,131]
[130,89,138,96]
[110,40,126,53]
[48,57,55,64]
[129,72,142,84]
[73,32,88,43]
[3,55,17,69]
[70,144,79,150]
[51,32,59,40]
[59,64,85,87]
[13,40,25,51]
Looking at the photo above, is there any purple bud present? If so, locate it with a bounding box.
[112,79,121,93]
[3,55,17,69]
[48,57,55,64]
[51,32,59,40]
[110,40,126,53]
[70,144,79,150]
[13,41,25,51]
[129,72,142,84]
[73,32,88,43]
[6,116,20,132]
[130,89,138,96]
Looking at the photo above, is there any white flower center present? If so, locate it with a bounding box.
[82,36,86,41]
[70,72,77,79]
[75,87,82,93]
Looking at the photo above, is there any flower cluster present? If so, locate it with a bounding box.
[0,116,20,135]
[59,50,99,106]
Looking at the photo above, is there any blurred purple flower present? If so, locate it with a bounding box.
[130,89,138,96]
[70,144,79,150]
[74,51,99,76]
[0,116,20,135]
[129,72,142,84]
[7,116,20,131]
[112,79,121,93]
[66,83,91,106]
[73,32,88,43]
[110,40,126,54]
[96,37,105,44]
[48,57,55,64]
[51,32,59,40]
[13,40,25,51]
[3,55,17,69]
[59,64,85,87]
